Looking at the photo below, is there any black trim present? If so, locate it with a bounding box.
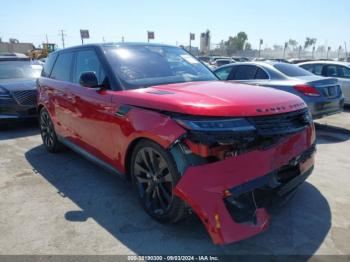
[57,135,125,179]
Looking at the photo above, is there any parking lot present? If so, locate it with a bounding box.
[0,109,350,256]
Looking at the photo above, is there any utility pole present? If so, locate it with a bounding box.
[45,34,49,44]
[327,46,331,59]
[345,41,348,59]
[259,39,263,58]
[59,30,66,48]
[121,36,124,42]
[283,42,288,59]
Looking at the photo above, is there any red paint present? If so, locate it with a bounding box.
[38,76,315,245]
[115,81,306,117]
[174,125,315,244]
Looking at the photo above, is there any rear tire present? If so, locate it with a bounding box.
[39,108,64,153]
[130,139,187,223]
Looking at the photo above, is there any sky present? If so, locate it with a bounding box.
[0,0,349,50]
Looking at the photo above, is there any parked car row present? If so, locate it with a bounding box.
[213,61,345,119]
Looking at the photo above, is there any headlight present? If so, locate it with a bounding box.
[174,117,256,132]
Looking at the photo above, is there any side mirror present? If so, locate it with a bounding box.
[79,71,99,88]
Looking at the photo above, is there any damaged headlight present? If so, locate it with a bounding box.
[174,117,256,132]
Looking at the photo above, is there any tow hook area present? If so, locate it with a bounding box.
[171,127,315,245]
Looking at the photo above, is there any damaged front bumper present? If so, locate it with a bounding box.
[172,124,316,245]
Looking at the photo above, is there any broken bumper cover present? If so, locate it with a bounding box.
[173,125,315,245]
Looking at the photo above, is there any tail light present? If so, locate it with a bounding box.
[293,85,320,97]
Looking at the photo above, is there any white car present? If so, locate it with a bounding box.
[298,61,350,105]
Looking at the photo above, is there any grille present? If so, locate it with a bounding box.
[12,90,37,106]
[250,108,311,136]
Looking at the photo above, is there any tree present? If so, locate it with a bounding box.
[245,42,252,50]
[288,39,298,51]
[304,37,317,50]
[224,31,248,55]
[273,45,283,51]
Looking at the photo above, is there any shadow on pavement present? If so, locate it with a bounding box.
[25,145,331,256]
[315,123,350,144]
[0,120,39,140]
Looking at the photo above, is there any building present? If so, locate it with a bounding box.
[200,30,210,55]
[0,40,35,54]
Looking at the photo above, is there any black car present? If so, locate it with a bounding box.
[0,56,42,125]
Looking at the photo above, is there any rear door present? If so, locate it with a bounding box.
[66,48,117,164]
[45,51,74,137]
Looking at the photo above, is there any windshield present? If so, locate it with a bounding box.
[104,45,217,89]
[0,61,42,79]
[273,63,313,77]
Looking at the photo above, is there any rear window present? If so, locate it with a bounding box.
[274,63,312,77]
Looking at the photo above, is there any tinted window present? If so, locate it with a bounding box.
[300,64,323,75]
[104,45,216,89]
[337,66,350,78]
[215,66,232,80]
[274,63,312,77]
[255,68,269,79]
[74,50,106,86]
[325,65,337,77]
[41,53,58,77]
[0,61,42,79]
[234,65,257,80]
[50,52,73,81]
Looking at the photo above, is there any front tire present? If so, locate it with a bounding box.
[39,108,64,153]
[130,140,186,223]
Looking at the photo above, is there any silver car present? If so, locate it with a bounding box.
[298,61,350,105]
[213,61,344,119]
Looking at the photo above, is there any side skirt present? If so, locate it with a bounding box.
[57,135,125,179]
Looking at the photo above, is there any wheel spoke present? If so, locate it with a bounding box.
[159,183,172,203]
[135,174,149,184]
[156,187,167,210]
[134,161,149,174]
[140,149,152,172]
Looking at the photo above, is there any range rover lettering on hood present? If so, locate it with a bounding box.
[256,102,306,113]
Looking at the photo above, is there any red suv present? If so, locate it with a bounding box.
[37,43,316,245]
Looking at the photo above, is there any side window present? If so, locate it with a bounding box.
[50,52,74,81]
[255,68,269,79]
[313,64,324,75]
[74,50,107,86]
[41,53,58,77]
[337,66,350,78]
[325,65,337,77]
[215,67,232,80]
[233,65,257,80]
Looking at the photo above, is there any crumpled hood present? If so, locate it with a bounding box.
[0,78,37,92]
[114,81,306,117]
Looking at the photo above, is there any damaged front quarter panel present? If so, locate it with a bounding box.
[170,122,316,245]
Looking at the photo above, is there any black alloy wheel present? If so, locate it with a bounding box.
[131,140,186,223]
[39,108,63,152]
